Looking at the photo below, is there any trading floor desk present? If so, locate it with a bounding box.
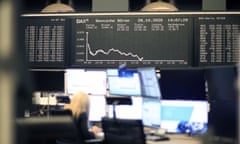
[16,116,203,144]
[97,118,204,144]
[92,135,201,144]
[146,134,202,144]
[94,132,202,144]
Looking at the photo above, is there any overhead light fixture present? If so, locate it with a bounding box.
[41,0,75,13]
[141,0,178,11]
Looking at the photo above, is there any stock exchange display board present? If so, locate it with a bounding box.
[20,16,69,68]
[71,13,193,68]
[195,14,240,66]
[20,12,240,69]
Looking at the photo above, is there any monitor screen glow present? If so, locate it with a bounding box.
[142,97,161,129]
[137,67,161,98]
[108,96,142,119]
[65,69,107,95]
[107,69,141,96]
[160,100,208,134]
[89,95,106,122]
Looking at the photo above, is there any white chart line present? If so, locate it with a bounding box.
[85,32,144,61]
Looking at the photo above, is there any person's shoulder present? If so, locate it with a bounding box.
[78,112,87,119]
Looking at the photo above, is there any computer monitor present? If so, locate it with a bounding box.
[31,70,65,92]
[65,69,107,95]
[107,69,141,96]
[159,69,206,100]
[160,100,208,134]
[102,118,146,144]
[142,97,161,129]
[16,116,78,144]
[137,67,161,98]
[108,96,142,119]
[88,95,106,122]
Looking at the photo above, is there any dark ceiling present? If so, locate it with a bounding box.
[21,0,240,13]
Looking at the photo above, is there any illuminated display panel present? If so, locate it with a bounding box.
[107,69,142,96]
[137,67,161,98]
[20,12,240,68]
[142,97,161,129]
[65,69,107,95]
[160,100,208,134]
[108,96,142,119]
[89,95,106,122]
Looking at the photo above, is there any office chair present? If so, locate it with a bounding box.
[56,112,103,144]
[102,118,146,144]
[16,116,78,144]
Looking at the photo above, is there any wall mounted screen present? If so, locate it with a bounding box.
[71,13,193,68]
[20,16,68,68]
[20,12,240,69]
[195,14,240,66]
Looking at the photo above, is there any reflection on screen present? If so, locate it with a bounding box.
[142,97,161,128]
[160,100,208,134]
[89,95,106,122]
[107,69,141,96]
[108,96,142,119]
[137,67,161,98]
[65,69,107,95]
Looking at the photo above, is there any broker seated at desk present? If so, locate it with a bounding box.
[55,92,102,144]
[51,92,202,144]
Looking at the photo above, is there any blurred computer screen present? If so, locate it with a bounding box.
[142,97,161,129]
[137,67,162,98]
[107,68,142,96]
[108,96,142,119]
[65,69,107,95]
[159,69,206,100]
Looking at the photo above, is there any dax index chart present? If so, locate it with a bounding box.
[71,14,192,68]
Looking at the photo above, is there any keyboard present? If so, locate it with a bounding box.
[146,134,170,141]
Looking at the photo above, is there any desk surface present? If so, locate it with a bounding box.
[147,134,202,144]
[95,132,202,144]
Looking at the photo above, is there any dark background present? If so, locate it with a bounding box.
[20,0,240,13]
